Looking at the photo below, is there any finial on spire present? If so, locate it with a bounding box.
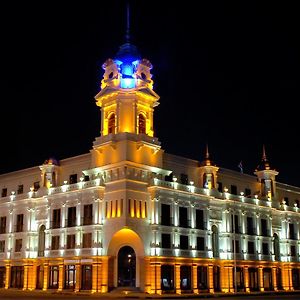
[125,2,131,43]
[205,143,210,160]
[262,144,267,161]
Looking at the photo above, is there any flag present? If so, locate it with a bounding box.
[238,161,243,173]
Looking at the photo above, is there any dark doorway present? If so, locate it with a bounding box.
[118,246,136,287]
[81,265,92,290]
[0,267,5,288]
[10,266,24,288]
[36,265,44,289]
[161,265,174,292]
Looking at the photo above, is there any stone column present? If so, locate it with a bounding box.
[101,257,108,293]
[272,267,277,291]
[259,266,264,292]
[58,263,64,291]
[175,263,181,294]
[92,260,101,292]
[5,264,10,289]
[244,266,250,292]
[208,265,214,293]
[75,263,81,292]
[192,264,198,294]
[43,263,49,291]
[23,264,29,290]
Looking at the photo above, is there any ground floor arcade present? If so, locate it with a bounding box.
[0,256,300,294]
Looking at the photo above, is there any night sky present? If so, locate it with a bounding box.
[0,1,299,186]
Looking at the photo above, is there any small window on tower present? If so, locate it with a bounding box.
[141,72,146,80]
[108,113,116,134]
[108,71,114,79]
[138,114,146,134]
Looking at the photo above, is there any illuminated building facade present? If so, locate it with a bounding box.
[1,37,300,295]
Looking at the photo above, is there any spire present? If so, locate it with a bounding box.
[125,2,130,43]
[201,143,212,166]
[256,144,271,171]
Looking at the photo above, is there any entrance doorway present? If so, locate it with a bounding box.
[118,246,136,287]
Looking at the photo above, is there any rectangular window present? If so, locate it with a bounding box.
[291,245,296,257]
[17,184,23,194]
[232,240,240,253]
[217,182,222,193]
[231,185,237,195]
[16,214,23,232]
[248,241,255,254]
[0,240,5,252]
[245,188,251,197]
[67,207,76,227]
[67,234,75,249]
[52,209,61,228]
[180,173,189,185]
[195,209,204,230]
[161,233,171,249]
[261,219,268,236]
[33,181,40,192]
[82,233,92,248]
[284,197,289,206]
[196,237,205,251]
[84,175,90,182]
[15,239,22,252]
[51,236,60,250]
[0,216,6,234]
[180,235,189,250]
[262,243,269,255]
[83,204,93,225]
[231,214,239,233]
[161,204,171,226]
[247,217,254,235]
[69,174,77,184]
[49,266,59,289]
[179,207,188,228]
[289,223,296,240]
[1,188,7,198]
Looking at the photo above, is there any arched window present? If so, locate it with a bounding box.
[273,233,280,261]
[38,225,46,257]
[138,114,146,134]
[212,225,219,258]
[108,113,116,134]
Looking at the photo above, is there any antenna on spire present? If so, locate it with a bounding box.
[125,2,131,43]
[205,143,210,160]
[262,144,267,161]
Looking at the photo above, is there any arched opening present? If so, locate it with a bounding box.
[211,225,219,258]
[273,233,280,261]
[118,246,136,287]
[138,114,146,134]
[108,113,116,134]
[38,225,46,257]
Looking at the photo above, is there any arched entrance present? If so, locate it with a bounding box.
[118,246,136,287]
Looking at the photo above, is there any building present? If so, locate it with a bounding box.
[1,31,300,295]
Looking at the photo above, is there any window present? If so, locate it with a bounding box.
[232,240,240,253]
[212,225,219,258]
[108,113,115,134]
[82,233,92,248]
[180,235,189,250]
[161,233,171,249]
[67,207,76,227]
[38,225,46,257]
[1,188,7,197]
[67,234,75,249]
[262,243,269,255]
[49,266,59,289]
[81,265,92,290]
[15,239,22,252]
[231,214,239,233]
[248,241,255,254]
[51,236,60,250]
[195,209,205,230]
[179,206,188,228]
[289,223,296,240]
[33,181,40,192]
[83,204,93,225]
[161,204,171,226]
[247,217,254,235]
[138,113,146,134]
[17,184,23,194]
[52,209,61,228]
[69,174,77,184]
[84,175,90,182]
[231,185,237,195]
[0,217,6,234]
[0,240,5,252]
[291,245,296,257]
[180,173,188,185]
[261,219,269,236]
[16,214,23,232]
[245,188,251,197]
[217,182,222,193]
[164,173,173,182]
[284,197,289,206]
[196,237,205,251]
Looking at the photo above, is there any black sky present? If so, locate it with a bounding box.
[0,1,299,186]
